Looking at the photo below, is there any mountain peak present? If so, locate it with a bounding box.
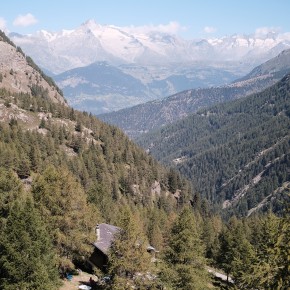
[81,19,100,30]
[11,21,290,74]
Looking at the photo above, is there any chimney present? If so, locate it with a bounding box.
[96,224,100,241]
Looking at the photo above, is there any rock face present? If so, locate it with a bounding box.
[0,34,66,105]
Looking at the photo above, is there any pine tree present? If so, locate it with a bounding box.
[0,198,59,290]
[168,168,178,193]
[201,216,222,262]
[216,217,255,286]
[216,228,233,282]
[148,222,164,254]
[15,152,31,179]
[0,167,23,220]
[75,120,82,132]
[161,208,210,290]
[231,230,256,288]
[39,117,46,129]
[87,181,116,222]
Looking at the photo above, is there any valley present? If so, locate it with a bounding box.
[99,48,290,138]
[136,74,290,216]
[0,20,289,290]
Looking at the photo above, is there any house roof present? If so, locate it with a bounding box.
[93,223,120,255]
[93,223,158,255]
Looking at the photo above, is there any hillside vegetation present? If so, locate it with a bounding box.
[137,74,290,217]
[0,31,289,290]
[0,32,200,289]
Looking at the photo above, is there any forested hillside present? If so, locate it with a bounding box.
[0,79,195,273]
[0,32,199,289]
[137,74,290,217]
[0,31,289,290]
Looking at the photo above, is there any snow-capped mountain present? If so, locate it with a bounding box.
[10,20,290,114]
[11,20,290,74]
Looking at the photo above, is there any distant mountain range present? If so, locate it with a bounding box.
[10,20,290,113]
[10,20,290,73]
[99,48,290,138]
[54,61,239,114]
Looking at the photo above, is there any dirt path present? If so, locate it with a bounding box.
[59,271,98,290]
[207,267,234,283]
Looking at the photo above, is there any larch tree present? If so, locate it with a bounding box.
[161,207,210,290]
[106,207,152,290]
[216,216,255,286]
[244,212,290,289]
[0,167,23,221]
[275,207,290,289]
[32,165,99,273]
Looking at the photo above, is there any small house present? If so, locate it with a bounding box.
[89,223,119,270]
[89,223,158,270]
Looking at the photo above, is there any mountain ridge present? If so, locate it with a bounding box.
[10,20,290,73]
[0,31,65,105]
[136,74,290,216]
[55,61,238,114]
[99,48,290,138]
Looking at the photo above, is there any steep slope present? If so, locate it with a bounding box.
[99,48,290,138]
[0,32,193,279]
[0,30,190,206]
[136,74,290,216]
[236,48,290,82]
[0,31,65,105]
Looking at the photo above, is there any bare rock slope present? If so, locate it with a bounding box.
[0,33,66,105]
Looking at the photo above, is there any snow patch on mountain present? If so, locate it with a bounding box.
[11,20,290,74]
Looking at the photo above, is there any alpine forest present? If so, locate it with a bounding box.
[0,28,289,290]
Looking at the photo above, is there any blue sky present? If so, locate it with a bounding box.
[1,0,290,39]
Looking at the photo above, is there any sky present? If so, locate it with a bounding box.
[1,0,290,39]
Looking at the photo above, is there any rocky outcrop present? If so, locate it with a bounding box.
[0,36,66,105]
